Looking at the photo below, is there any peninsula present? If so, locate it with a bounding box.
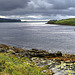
[47,18,75,26]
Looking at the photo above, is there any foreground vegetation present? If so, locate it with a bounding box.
[0,44,54,75]
[0,53,49,75]
[47,18,75,26]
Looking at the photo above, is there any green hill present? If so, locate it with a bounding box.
[47,18,75,26]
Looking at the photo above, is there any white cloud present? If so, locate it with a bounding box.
[28,0,53,9]
[27,15,42,18]
[0,15,7,18]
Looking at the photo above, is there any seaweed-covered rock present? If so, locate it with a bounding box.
[26,49,50,57]
[55,51,62,57]
[9,46,14,50]
[20,49,62,58]
[19,49,25,53]
[0,44,9,52]
[13,48,20,53]
[0,44,9,50]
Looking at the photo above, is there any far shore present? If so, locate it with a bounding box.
[47,18,75,26]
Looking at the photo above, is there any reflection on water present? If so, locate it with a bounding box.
[0,22,75,54]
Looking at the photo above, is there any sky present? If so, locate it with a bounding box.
[0,0,75,20]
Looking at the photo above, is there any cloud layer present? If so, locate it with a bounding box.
[0,0,75,20]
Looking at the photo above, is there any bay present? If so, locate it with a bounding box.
[0,22,75,54]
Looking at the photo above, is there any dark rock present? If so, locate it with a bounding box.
[13,48,20,53]
[26,49,49,57]
[0,49,6,52]
[20,49,62,58]
[55,51,62,57]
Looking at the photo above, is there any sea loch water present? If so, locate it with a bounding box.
[0,22,75,54]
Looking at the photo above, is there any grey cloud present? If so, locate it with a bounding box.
[0,0,30,11]
[47,0,75,9]
[0,0,75,20]
[28,0,74,10]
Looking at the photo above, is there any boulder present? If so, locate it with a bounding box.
[9,46,15,50]
[21,49,62,58]
[27,49,49,57]
[0,44,9,52]
[13,48,20,53]
[7,50,15,54]
[19,49,25,53]
[55,51,62,57]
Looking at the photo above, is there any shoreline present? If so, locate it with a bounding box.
[46,23,75,26]
[0,44,75,61]
[47,18,75,26]
[0,44,75,75]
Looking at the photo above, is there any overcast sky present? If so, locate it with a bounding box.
[0,0,75,20]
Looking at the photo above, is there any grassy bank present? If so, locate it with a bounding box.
[47,18,75,26]
[0,53,48,75]
[0,44,54,75]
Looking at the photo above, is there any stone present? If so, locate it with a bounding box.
[9,46,15,50]
[0,44,9,52]
[0,44,9,50]
[13,48,20,53]
[7,50,15,54]
[55,51,62,57]
[19,49,25,53]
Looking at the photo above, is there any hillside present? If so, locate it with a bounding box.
[0,18,21,22]
[47,18,75,26]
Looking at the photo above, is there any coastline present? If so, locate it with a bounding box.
[47,18,75,26]
[0,44,75,75]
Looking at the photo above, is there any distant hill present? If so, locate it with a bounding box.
[0,18,21,22]
[47,18,75,26]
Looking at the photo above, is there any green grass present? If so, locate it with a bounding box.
[0,53,53,75]
[47,18,75,26]
[47,20,57,24]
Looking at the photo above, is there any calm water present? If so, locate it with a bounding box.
[0,22,75,54]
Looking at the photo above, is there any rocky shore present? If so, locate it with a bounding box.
[0,44,75,75]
